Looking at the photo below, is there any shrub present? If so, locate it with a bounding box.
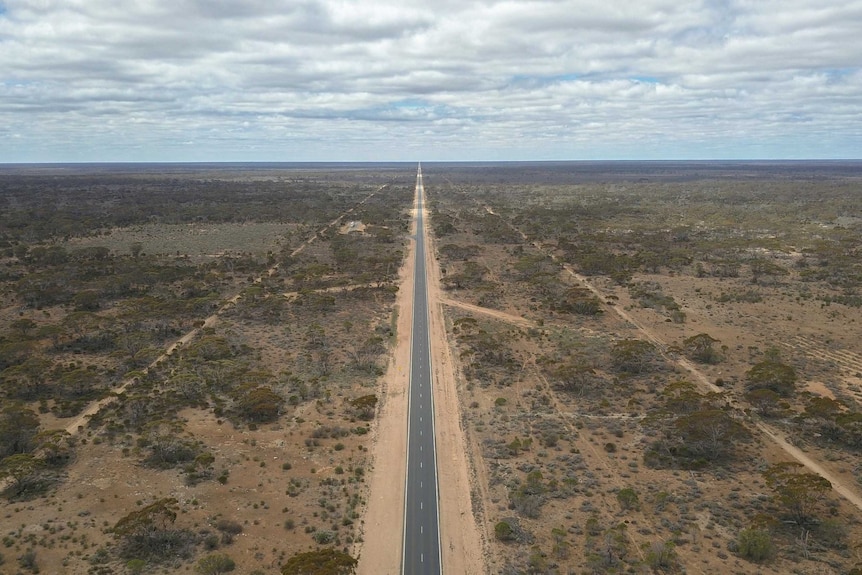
[143,435,200,469]
[616,488,640,511]
[493,517,531,544]
[313,530,335,544]
[196,553,236,574]
[736,528,775,562]
[203,533,220,550]
[280,548,357,575]
[18,549,37,573]
[815,518,848,549]
[610,339,659,374]
[645,541,677,570]
[495,520,515,541]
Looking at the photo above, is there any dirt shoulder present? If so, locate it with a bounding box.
[425,201,488,574]
[356,191,415,574]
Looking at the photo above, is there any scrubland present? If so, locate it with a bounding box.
[0,165,412,574]
[425,161,862,574]
[2,161,862,575]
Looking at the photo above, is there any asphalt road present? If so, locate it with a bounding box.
[402,163,442,574]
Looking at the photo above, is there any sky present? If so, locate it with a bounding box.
[0,0,861,163]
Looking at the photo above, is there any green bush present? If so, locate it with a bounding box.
[736,528,775,562]
[196,553,236,574]
[616,487,640,511]
[495,520,515,541]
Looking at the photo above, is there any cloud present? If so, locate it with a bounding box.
[0,0,860,161]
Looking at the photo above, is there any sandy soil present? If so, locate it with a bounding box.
[440,297,536,329]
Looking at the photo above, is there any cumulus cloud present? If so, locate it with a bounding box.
[0,0,860,161]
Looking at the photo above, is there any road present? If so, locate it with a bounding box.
[402,163,442,574]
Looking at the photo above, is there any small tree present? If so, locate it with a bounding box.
[32,430,75,466]
[350,394,378,421]
[661,381,707,415]
[610,339,659,374]
[236,386,283,423]
[10,318,37,338]
[749,259,788,285]
[745,389,788,418]
[763,462,831,524]
[548,359,598,397]
[0,403,40,458]
[746,361,797,397]
[674,408,747,461]
[682,333,720,364]
[587,525,628,571]
[644,540,677,571]
[0,357,52,400]
[113,498,194,560]
[0,454,43,498]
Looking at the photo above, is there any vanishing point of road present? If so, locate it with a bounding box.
[402,163,442,574]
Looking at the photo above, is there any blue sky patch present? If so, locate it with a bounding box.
[630,76,660,84]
